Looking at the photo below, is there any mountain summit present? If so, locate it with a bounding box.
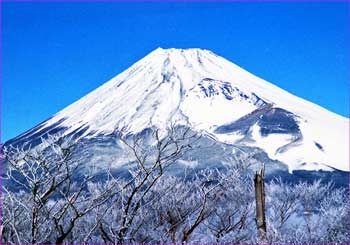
[6,48,349,172]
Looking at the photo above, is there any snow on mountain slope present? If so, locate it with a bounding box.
[8,48,349,172]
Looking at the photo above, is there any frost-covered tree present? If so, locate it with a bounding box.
[1,130,349,244]
[94,126,199,244]
[265,179,350,244]
[1,135,117,244]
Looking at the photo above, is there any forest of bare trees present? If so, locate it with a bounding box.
[1,128,349,244]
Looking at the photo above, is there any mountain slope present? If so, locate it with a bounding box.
[6,48,349,172]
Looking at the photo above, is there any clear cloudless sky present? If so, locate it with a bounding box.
[1,1,349,142]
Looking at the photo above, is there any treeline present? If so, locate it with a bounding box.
[1,129,349,244]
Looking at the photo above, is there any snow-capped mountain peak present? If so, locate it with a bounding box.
[7,48,349,173]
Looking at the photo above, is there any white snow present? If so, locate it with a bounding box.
[32,48,349,172]
[177,159,199,167]
[181,79,259,130]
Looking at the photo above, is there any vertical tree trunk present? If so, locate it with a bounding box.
[254,168,266,241]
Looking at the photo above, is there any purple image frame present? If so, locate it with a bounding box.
[0,0,349,245]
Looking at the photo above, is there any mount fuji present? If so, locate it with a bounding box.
[4,48,349,176]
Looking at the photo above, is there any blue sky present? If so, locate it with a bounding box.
[1,2,349,142]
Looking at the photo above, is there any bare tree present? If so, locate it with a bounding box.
[2,129,349,244]
[1,135,117,244]
[205,169,255,244]
[97,125,199,244]
[265,178,300,230]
